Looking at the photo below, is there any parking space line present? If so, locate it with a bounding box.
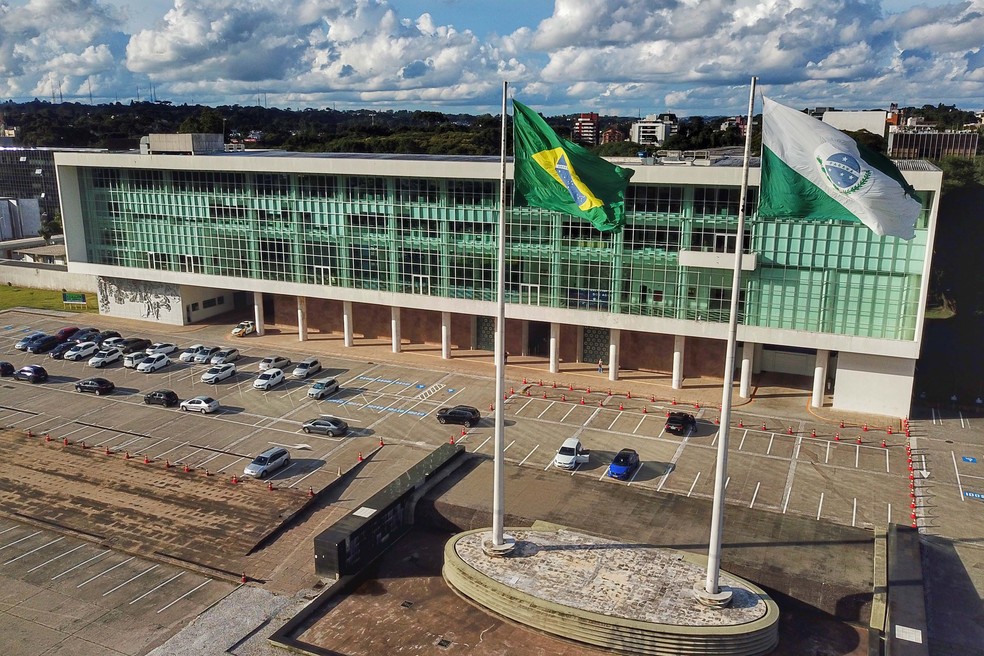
[130,572,184,604]
[504,440,515,452]
[560,405,578,422]
[0,527,18,537]
[515,398,534,414]
[885,449,890,473]
[782,486,791,513]
[825,441,831,464]
[887,503,892,525]
[749,482,761,509]
[28,544,86,572]
[606,415,619,431]
[3,537,63,565]
[0,531,41,552]
[633,415,647,433]
[102,564,159,596]
[154,441,192,460]
[852,498,857,527]
[77,556,135,588]
[738,431,747,451]
[855,443,860,468]
[536,403,555,420]
[627,464,643,486]
[952,451,965,500]
[157,580,211,613]
[657,434,690,492]
[518,445,539,466]
[476,436,493,452]
[687,472,701,497]
[816,492,824,520]
[52,550,110,580]
[766,434,774,455]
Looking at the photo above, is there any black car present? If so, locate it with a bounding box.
[436,405,481,427]
[26,335,59,354]
[0,361,15,376]
[665,411,698,435]
[71,327,101,342]
[120,337,152,354]
[14,365,48,383]
[75,377,115,395]
[92,330,122,346]
[48,341,78,359]
[144,389,179,407]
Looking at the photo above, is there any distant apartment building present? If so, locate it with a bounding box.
[888,131,979,159]
[630,114,677,146]
[572,113,600,146]
[821,110,890,139]
[719,116,748,137]
[601,127,626,144]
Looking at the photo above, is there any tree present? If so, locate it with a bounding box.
[38,211,62,243]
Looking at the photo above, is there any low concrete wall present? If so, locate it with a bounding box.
[0,261,97,292]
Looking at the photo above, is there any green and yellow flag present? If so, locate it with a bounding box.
[512,100,634,233]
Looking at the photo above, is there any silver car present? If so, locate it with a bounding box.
[243,447,290,478]
[291,357,322,379]
[308,377,339,399]
[179,395,220,414]
[194,346,221,364]
[258,355,291,371]
[210,348,240,365]
[201,363,236,384]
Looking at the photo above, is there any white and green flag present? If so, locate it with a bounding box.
[759,96,921,240]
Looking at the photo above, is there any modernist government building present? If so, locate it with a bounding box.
[54,134,943,417]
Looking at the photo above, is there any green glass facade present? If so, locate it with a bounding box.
[74,159,935,342]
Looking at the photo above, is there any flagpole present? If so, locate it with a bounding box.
[700,75,757,605]
[488,79,511,552]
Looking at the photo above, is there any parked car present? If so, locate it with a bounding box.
[88,347,122,368]
[26,335,59,354]
[14,365,48,383]
[242,446,290,478]
[123,351,150,369]
[301,416,349,437]
[120,337,152,354]
[307,377,339,400]
[607,448,641,480]
[180,396,220,414]
[291,357,322,379]
[253,368,285,390]
[665,412,697,436]
[137,353,171,373]
[0,361,14,376]
[436,405,481,427]
[75,377,115,395]
[179,344,206,362]
[70,327,100,343]
[54,326,79,342]
[48,341,78,359]
[231,320,255,337]
[210,348,240,365]
[64,341,98,361]
[144,389,179,407]
[101,336,125,348]
[194,346,221,364]
[145,342,178,356]
[553,437,590,469]
[15,332,46,350]
[201,363,237,384]
[258,355,291,371]
[92,330,122,346]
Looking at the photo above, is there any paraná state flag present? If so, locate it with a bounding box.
[759,96,921,240]
[512,100,634,233]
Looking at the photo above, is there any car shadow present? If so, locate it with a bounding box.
[215,405,245,415]
[267,458,327,480]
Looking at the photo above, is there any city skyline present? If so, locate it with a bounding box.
[1,0,981,117]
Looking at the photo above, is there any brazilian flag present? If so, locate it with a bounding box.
[512,100,634,233]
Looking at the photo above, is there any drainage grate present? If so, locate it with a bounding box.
[437,638,452,649]
[400,600,414,609]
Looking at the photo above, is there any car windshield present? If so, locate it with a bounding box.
[614,453,633,465]
[206,367,220,374]
[258,373,270,380]
[95,350,110,357]
[252,456,268,465]
[201,397,215,404]
[313,382,324,389]
[559,446,576,456]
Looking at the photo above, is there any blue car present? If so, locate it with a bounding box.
[608,448,640,480]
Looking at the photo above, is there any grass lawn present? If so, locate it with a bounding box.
[0,286,98,313]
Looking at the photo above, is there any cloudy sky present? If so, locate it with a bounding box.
[1,0,981,116]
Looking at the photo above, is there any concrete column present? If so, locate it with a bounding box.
[391,307,401,354]
[253,291,265,336]
[672,335,685,390]
[297,296,307,342]
[608,329,620,381]
[521,321,529,357]
[549,323,560,374]
[812,349,829,408]
[576,326,584,362]
[739,342,754,399]
[441,312,451,360]
[343,301,353,348]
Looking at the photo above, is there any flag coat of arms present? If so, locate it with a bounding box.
[759,97,921,240]
[512,100,634,233]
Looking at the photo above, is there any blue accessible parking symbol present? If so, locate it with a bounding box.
[963,456,978,463]
[965,491,984,500]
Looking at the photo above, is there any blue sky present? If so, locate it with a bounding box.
[1,0,981,117]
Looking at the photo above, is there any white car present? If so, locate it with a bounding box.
[179,396,220,414]
[553,437,590,470]
[137,353,171,373]
[64,341,97,361]
[145,342,178,356]
[210,348,240,365]
[179,344,205,362]
[88,347,123,368]
[201,363,237,384]
[258,355,291,371]
[253,368,285,390]
[308,377,339,400]
[291,357,322,379]
[101,336,125,348]
[123,351,149,369]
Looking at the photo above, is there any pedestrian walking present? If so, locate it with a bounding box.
[597,359,604,374]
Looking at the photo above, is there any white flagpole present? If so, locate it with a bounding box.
[701,76,757,603]
[491,80,508,548]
